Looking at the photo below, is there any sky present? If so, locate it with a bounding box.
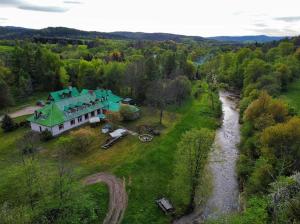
[0,0,299,37]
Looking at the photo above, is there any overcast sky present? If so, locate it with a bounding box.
[0,0,299,37]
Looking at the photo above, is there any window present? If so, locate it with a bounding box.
[78,116,82,123]
[70,119,75,126]
[91,111,95,117]
[97,109,101,115]
[85,113,89,120]
[59,124,64,130]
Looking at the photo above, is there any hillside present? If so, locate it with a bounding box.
[0,26,210,42]
[209,35,286,43]
[0,26,287,43]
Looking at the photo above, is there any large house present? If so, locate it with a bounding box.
[28,87,122,136]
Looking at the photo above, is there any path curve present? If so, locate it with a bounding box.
[83,173,128,224]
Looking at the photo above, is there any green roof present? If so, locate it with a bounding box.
[105,102,121,112]
[49,87,80,102]
[27,103,65,127]
[28,87,125,127]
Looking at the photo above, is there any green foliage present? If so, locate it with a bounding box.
[209,197,269,224]
[0,158,99,224]
[173,128,215,210]
[40,130,53,142]
[268,173,300,224]
[120,105,140,121]
[261,117,300,174]
[0,78,14,109]
[1,115,16,132]
[246,157,274,194]
[202,39,300,222]
[56,129,97,155]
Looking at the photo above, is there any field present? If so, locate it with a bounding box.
[0,82,220,223]
[280,78,300,113]
[0,45,14,54]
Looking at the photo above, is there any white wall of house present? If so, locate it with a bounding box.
[30,122,50,133]
[51,114,90,136]
[30,110,103,136]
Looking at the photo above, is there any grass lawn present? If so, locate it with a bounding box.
[0,45,14,54]
[280,79,300,113]
[86,183,110,222]
[0,82,220,223]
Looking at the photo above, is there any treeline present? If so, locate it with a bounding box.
[202,39,300,223]
[0,39,206,110]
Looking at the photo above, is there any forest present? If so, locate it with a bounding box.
[201,37,300,223]
[0,30,300,224]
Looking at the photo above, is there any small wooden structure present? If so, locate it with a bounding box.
[156,198,175,214]
[101,129,128,149]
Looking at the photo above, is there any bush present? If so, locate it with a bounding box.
[40,130,53,142]
[57,128,97,155]
[120,105,140,121]
[18,121,29,127]
[1,114,16,132]
[106,111,123,123]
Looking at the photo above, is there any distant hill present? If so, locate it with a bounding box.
[0,26,125,40]
[0,26,288,43]
[209,35,286,43]
[0,26,210,43]
[111,31,206,42]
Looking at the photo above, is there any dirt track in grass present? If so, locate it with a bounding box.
[83,173,128,224]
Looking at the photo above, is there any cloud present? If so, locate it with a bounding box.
[0,0,20,5]
[254,23,268,28]
[274,16,300,22]
[0,0,68,13]
[251,27,298,36]
[0,17,8,21]
[18,4,68,12]
[63,1,81,4]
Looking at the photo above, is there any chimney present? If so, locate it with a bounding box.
[34,110,38,119]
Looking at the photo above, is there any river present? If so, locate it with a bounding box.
[174,90,240,224]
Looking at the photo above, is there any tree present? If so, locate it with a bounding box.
[162,51,176,78]
[244,91,288,130]
[173,128,214,210]
[167,75,192,105]
[261,117,300,174]
[146,80,171,124]
[1,114,15,132]
[0,78,14,109]
[145,56,159,81]
[17,71,33,98]
[244,59,270,87]
[278,42,294,56]
[123,59,146,101]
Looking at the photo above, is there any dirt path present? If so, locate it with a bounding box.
[83,173,128,224]
[0,106,41,121]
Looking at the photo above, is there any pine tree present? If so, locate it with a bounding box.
[1,114,15,132]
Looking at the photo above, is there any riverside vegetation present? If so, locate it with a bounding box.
[0,32,300,223]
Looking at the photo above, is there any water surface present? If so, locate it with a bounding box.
[174,90,240,224]
[202,90,240,220]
